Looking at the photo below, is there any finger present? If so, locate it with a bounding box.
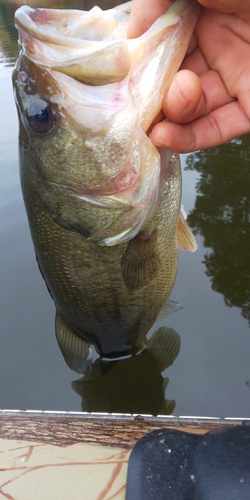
[151,100,250,152]
[128,0,173,38]
[163,70,204,123]
[181,46,210,75]
[163,69,234,124]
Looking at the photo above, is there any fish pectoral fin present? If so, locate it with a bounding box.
[145,326,181,372]
[55,312,92,375]
[121,230,160,291]
[177,210,198,252]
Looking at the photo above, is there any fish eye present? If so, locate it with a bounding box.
[26,99,55,134]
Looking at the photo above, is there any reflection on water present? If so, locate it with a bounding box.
[0,1,18,64]
[186,136,250,324]
[72,327,180,415]
[0,0,250,417]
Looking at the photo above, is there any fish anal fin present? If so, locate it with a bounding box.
[145,326,181,372]
[55,312,92,375]
[121,229,160,292]
[164,399,176,415]
[177,211,198,252]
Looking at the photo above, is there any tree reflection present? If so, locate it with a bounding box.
[186,134,250,323]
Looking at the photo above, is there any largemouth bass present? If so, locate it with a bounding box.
[13,0,198,373]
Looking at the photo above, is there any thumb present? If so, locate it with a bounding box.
[163,70,204,124]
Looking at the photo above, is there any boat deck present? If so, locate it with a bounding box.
[0,411,249,499]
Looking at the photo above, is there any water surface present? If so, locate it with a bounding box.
[0,0,249,416]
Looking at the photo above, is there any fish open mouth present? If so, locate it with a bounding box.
[15,3,133,85]
[14,0,200,246]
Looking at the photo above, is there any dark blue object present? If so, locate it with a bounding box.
[126,428,200,499]
[126,424,250,500]
[194,425,250,500]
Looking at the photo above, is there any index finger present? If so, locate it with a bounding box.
[128,0,173,38]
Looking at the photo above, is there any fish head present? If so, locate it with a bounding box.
[13,0,200,246]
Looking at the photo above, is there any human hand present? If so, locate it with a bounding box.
[128,0,250,152]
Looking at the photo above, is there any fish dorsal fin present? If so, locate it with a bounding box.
[121,229,160,291]
[177,209,198,252]
[55,312,92,374]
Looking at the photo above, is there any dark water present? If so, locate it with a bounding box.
[1,0,249,417]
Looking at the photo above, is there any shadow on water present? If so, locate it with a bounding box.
[185,135,250,325]
[0,1,19,64]
[72,326,180,416]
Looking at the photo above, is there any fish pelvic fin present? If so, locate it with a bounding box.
[121,229,160,291]
[55,312,92,374]
[177,209,198,252]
